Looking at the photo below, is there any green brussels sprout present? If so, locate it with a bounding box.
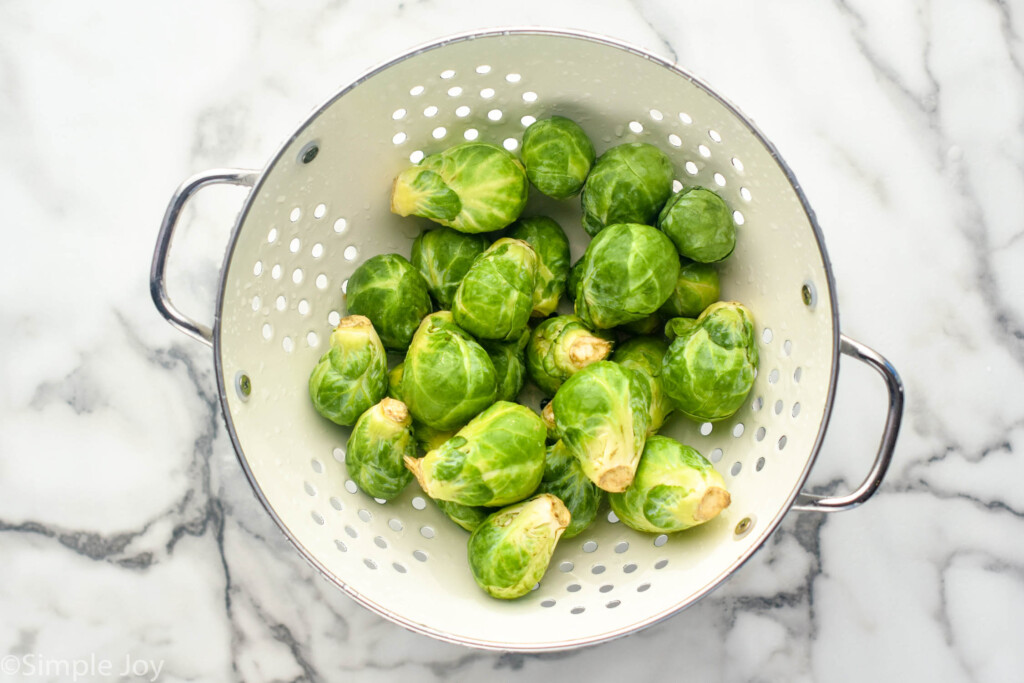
[608,435,731,533]
[612,336,673,435]
[535,440,602,539]
[664,316,699,340]
[412,420,458,454]
[521,116,596,199]
[402,311,497,430]
[482,328,530,402]
[388,364,464,450]
[468,493,571,599]
[345,398,416,500]
[410,227,489,308]
[387,362,405,401]
[391,141,528,234]
[435,499,493,533]
[659,260,720,318]
[388,364,464,452]
[662,301,758,422]
[452,238,537,342]
[526,315,614,396]
[346,254,432,350]
[658,187,736,263]
[581,142,674,236]
[506,216,571,317]
[550,361,652,492]
[573,223,680,330]
[308,315,389,426]
[405,401,547,506]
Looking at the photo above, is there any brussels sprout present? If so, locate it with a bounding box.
[410,227,489,308]
[573,223,680,330]
[388,364,464,450]
[535,440,602,539]
[609,435,731,533]
[664,316,699,340]
[550,361,652,492]
[412,420,458,454]
[662,301,758,422]
[482,328,530,402]
[521,116,596,199]
[387,364,464,452]
[526,315,613,396]
[346,254,432,350]
[345,398,416,500]
[308,315,389,426]
[452,238,537,342]
[468,493,571,599]
[659,260,720,318]
[612,336,673,434]
[387,362,405,401]
[391,141,528,234]
[581,142,674,236]
[436,499,493,533]
[506,216,571,317]
[405,401,547,506]
[658,187,736,263]
[402,312,497,430]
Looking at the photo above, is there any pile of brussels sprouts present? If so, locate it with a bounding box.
[308,116,759,600]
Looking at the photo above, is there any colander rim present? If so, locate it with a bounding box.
[211,26,841,652]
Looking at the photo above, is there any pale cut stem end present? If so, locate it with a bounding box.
[338,314,372,330]
[541,403,556,431]
[596,465,635,493]
[568,336,613,368]
[390,175,412,217]
[379,397,409,424]
[541,493,571,529]
[403,455,428,492]
[535,493,571,539]
[696,486,732,522]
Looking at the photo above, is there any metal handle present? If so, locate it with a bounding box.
[792,334,904,513]
[150,168,260,347]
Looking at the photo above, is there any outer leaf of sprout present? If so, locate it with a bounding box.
[345,254,432,351]
[391,142,528,234]
[345,398,416,500]
[661,301,758,422]
[521,116,595,199]
[581,142,673,236]
[467,494,571,599]
[405,401,546,507]
[402,312,497,430]
[574,223,680,330]
[609,435,730,533]
[308,315,389,427]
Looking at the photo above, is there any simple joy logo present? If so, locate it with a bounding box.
[1,653,164,681]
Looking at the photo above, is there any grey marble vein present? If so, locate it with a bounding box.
[628,0,681,63]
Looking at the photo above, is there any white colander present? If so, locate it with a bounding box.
[150,29,903,652]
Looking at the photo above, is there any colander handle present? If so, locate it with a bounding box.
[791,335,904,513]
[150,168,260,347]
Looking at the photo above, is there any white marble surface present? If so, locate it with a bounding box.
[1,1,1022,681]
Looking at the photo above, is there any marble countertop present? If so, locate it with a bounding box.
[2,1,1021,681]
